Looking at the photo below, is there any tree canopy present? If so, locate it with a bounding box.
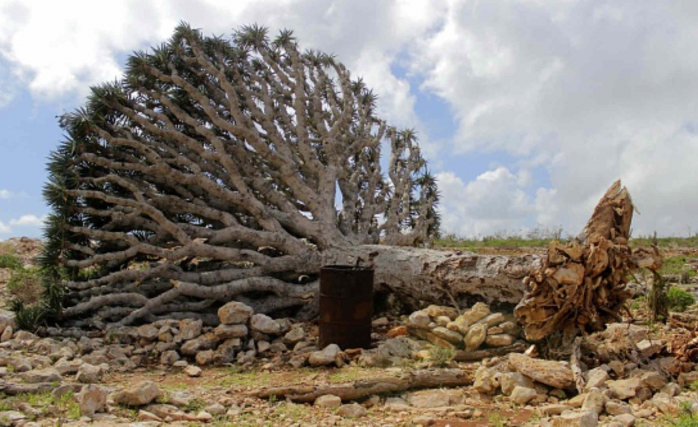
[36,23,440,328]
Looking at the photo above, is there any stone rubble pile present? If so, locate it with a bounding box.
[405,303,521,352]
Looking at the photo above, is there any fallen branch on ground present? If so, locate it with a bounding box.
[248,368,471,402]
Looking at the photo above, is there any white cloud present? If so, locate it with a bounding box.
[436,167,557,237]
[0,221,10,233]
[2,1,698,237]
[9,214,46,227]
[0,189,11,199]
[413,1,698,237]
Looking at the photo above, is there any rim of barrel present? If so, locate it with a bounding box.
[321,264,374,271]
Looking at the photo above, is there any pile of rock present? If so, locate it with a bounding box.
[471,323,698,426]
[406,303,520,351]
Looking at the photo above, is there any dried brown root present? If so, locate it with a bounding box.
[515,180,662,343]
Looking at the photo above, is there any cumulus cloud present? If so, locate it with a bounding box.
[0,189,11,199]
[2,1,698,237]
[412,1,698,236]
[9,214,46,227]
[0,214,46,234]
[437,167,561,237]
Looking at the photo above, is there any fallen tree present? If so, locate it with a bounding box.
[34,23,539,329]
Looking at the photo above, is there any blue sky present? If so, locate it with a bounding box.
[2,0,698,239]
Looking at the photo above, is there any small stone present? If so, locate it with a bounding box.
[315,394,342,408]
[19,367,62,383]
[268,341,287,353]
[195,349,215,365]
[582,390,607,416]
[435,316,451,327]
[426,332,455,349]
[639,371,666,391]
[485,334,514,347]
[412,415,436,426]
[76,384,108,416]
[205,403,226,416]
[540,404,572,416]
[173,360,188,369]
[464,323,487,351]
[184,365,202,377]
[584,367,610,391]
[607,378,640,400]
[336,403,367,418]
[0,411,25,425]
[549,410,598,427]
[371,317,389,327]
[218,301,254,325]
[500,372,535,395]
[661,382,681,396]
[137,324,159,341]
[608,360,624,377]
[422,305,458,319]
[473,366,500,395]
[384,397,409,409]
[1,326,13,342]
[408,389,462,408]
[605,400,632,416]
[636,339,664,358]
[309,344,341,366]
[487,326,505,335]
[510,386,537,405]
[431,326,463,344]
[288,353,308,368]
[177,319,203,340]
[678,371,698,388]
[180,333,219,356]
[112,381,161,406]
[250,313,282,335]
[76,363,103,383]
[282,327,305,345]
[612,413,636,427]
[213,324,248,340]
[257,341,271,353]
[138,410,163,422]
[408,311,431,329]
[461,303,491,325]
[474,312,506,328]
[386,326,408,338]
[499,321,519,334]
[648,392,677,414]
[196,411,213,422]
[160,350,180,366]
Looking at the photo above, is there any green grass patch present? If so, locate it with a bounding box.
[667,287,696,312]
[0,255,22,270]
[659,256,697,277]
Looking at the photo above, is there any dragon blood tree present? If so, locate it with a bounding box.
[39,24,533,329]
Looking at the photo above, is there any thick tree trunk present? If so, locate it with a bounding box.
[321,245,541,307]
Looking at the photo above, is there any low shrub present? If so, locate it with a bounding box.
[0,254,22,270]
[7,268,43,306]
[667,287,696,312]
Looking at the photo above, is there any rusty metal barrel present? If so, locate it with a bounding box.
[318,265,374,349]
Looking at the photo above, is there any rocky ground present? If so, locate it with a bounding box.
[0,238,697,427]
